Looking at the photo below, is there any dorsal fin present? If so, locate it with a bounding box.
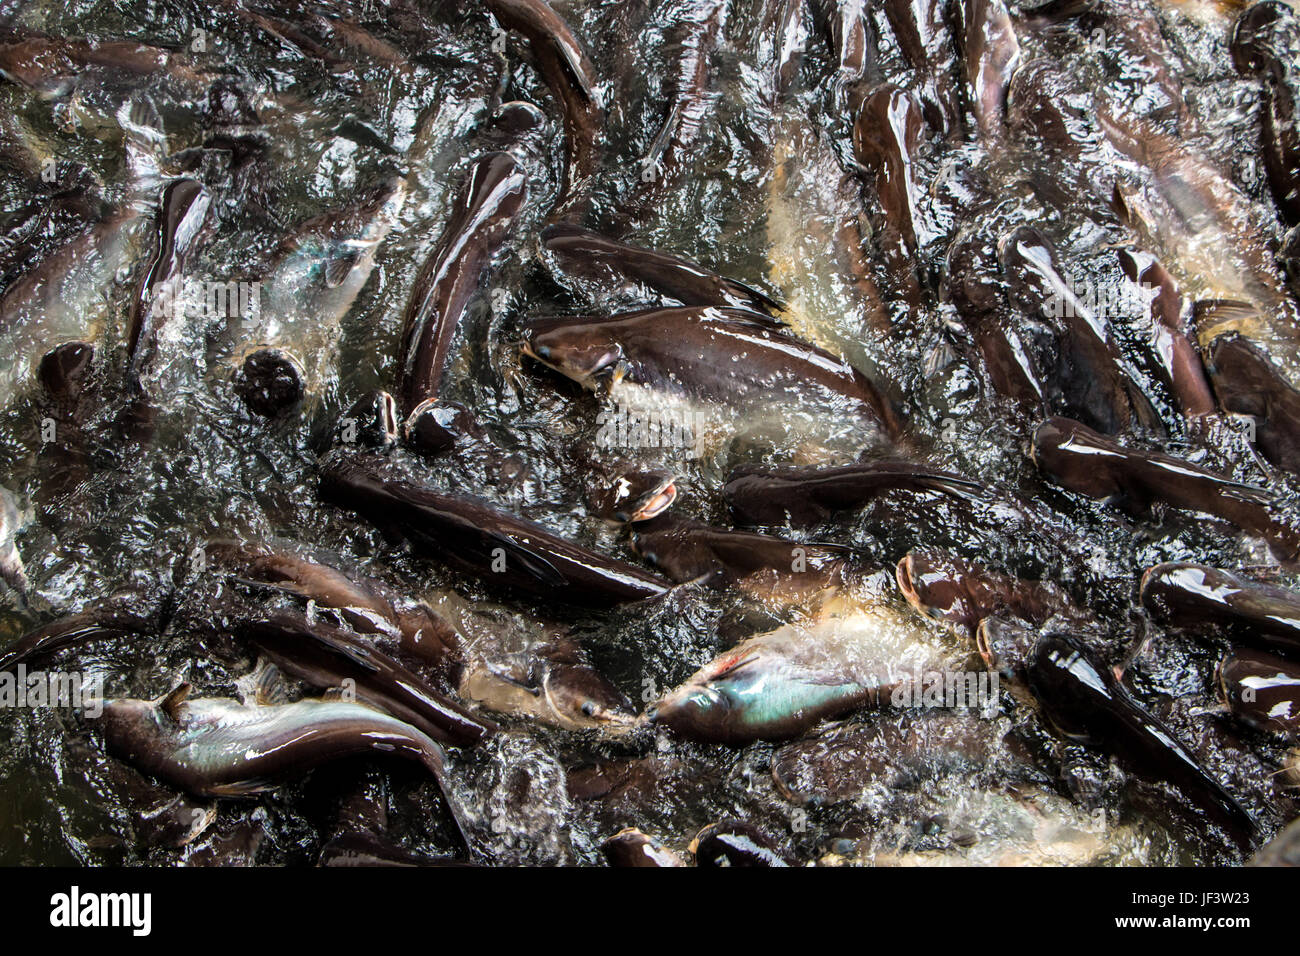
[252,660,290,705]
[158,683,191,722]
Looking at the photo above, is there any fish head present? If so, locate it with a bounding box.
[98,696,175,759]
[647,649,765,743]
[631,519,710,581]
[541,664,636,731]
[522,321,625,389]
[976,616,1036,680]
[896,551,977,630]
[647,679,734,741]
[594,469,677,523]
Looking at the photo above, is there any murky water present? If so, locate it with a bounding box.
[0,0,1295,865]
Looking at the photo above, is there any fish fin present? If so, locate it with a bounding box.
[244,659,290,706]
[722,278,788,316]
[322,248,361,288]
[483,530,569,588]
[157,682,192,723]
[552,38,595,104]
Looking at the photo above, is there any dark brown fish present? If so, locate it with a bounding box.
[235,612,493,747]
[1033,417,1300,559]
[205,539,461,669]
[896,549,1078,636]
[127,178,210,387]
[617,0,727,227]
[1000,225,1160,434]
[600,827,687,867]
[484,0,601,217]
[632,514,850,594]
[955,0,1020,142]
[854,84,926,290]
[398,152,527,417]
[1218,647,1300,737]
[1140,561,1300,658]
[1006,58,1094,155]
[0,596,157,672]
[880,0,961,134]
[523,307,899,437]
[724,460,982,527]
[319,453,670,608]
[691,820,793,866]
[817,0,873,112]
[1207,332,1300,475]
[589,467,677,523]
[1231,1,1300,224]
[1026,632,1256,846]
[944,219,1047,414]
[0,35,196,95]
[1117,248,1216,419]
[540,224,782,316]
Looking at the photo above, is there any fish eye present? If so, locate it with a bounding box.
[581,701,597,717]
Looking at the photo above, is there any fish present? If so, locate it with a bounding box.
[974,616,1040,682]
[648,604,952,743]
[944,217,1048,414]
[96,683,468,845]
[1139,561,1300,658]
[1026,632,1257,846]
[999,225,1160,434]
[955,0,1021,143]
[233,348,305,418]
[484,0,601,218]
[691,820,792,866]
[724,460,982,527]
[397,152,527,418]
[37,340,97,424]
[205,539,461,670]
[338,389,400,450]
[600,827,687,867]
[1032,417,1300,560]
[1103,114,1298,367]
[540,224,783,316]
[1206,332,1300,474]
[0,35,198,97]
[0,198,144,408]
[1218,647,1300,737]
[896,550,1079,636]
[0,595,159,672]
[458,646,636,733]
[126,177,210,388]
[880,0,962,135]
[236,612,494,747]
[615,0,727,228]
[817,0,872,113]
[522,306,900,436]
[589,467,678,523]
[853,84,926,299]
[403,401,485,458]
[632,514,850,599]
[1005,58,1095,156]
[319,453,670,608]
[1231,1,1300,224]
[223,176,407,409]
[0,486,28,600]
[1116,248,1216,419]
